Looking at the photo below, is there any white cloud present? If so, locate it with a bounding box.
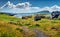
[0,1,16,9]
[16,2,31,9]
[0,1,40,13]
[40,7,50,11]
[0,1,31,9]
[0,1,60,13]
[39,5,60,12]
[50,5,60,12]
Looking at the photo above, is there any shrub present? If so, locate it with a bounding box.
[16,28,23,32]
[25,23,30,26]
[35,24,40,27]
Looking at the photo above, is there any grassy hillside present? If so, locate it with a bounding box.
[0,14,36,37]
[0,13,60,37]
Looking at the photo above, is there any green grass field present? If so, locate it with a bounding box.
[0,13,60,37]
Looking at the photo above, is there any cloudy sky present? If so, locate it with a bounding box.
[0,0,60,7]
[0,0,60,13]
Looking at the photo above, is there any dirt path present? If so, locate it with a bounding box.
[33,29,48,37]
[22,26,48,37]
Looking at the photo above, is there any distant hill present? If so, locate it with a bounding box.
[37,11,51,14]
[0,12,16,16]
